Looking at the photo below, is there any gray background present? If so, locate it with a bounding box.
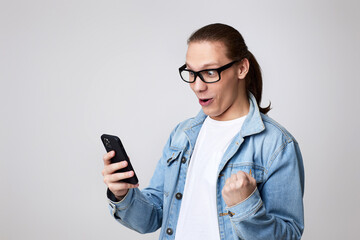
[1,0,359,239]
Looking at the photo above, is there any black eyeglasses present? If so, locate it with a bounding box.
[178,60,239,83]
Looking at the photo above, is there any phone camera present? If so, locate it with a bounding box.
[104,138,112,148]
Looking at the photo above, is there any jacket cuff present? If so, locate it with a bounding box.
[107,188,134,211]
[226,187,263,222]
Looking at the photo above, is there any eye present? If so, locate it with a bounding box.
[205,70,216,78]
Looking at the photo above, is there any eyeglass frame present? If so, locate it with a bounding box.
[178,60,241,83]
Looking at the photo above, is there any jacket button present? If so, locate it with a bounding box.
[181,157,186,163]
[175,192,182,200]
[166,228,173,235]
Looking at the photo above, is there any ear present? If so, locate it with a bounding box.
[237,58,250,80]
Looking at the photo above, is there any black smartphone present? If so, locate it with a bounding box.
[101,134,138,184]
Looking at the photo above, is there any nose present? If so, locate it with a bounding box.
[191,75,208,92]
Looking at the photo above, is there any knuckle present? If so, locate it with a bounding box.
[103,151,114,162]
[103,152,111,160]
[103,175,108,183]
[103,167,110,175]
[225,178,230,184]
[108,165,115,173]
[237,171,246,178]
[110,163,121,173]
[239,176,246,184]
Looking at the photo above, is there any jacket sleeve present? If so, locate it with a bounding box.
[226,140,305,240]
[107,125,179,234]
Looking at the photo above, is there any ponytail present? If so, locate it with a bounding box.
[246,51,271,114]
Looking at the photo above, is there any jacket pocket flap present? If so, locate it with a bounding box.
[166,150,182,166]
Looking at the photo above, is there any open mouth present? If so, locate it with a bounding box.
[199,98,213,106]
[200,98,211,103]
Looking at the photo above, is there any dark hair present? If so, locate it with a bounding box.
[188,23,271,114]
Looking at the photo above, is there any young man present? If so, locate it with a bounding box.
[102,23,305,239]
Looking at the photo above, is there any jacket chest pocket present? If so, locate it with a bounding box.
[163,149,183,196]
[226,163,265,184]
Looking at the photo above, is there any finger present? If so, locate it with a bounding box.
[222,183,230,195]
[103,151,115,165]
[236,171,250,183]
[225,177,231,186]
[109,170,134,182]
[229,182,237,190]
[235,177,245,189]
[240,170,256,183]
[103,170,133,185]
[104,161,128,175]
[236,171,256,187]
[236,170,247,178]
[230,173,238,182]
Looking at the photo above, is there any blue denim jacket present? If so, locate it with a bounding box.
[108,93,305,240]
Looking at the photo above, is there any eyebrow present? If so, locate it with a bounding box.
[185,62,220,70]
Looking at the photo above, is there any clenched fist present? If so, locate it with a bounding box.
[221,170,257,207]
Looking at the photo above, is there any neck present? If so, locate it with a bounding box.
[211,94,250,121]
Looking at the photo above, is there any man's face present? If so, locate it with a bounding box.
[186,41,248,121]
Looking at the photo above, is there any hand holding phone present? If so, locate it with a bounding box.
[101,134,139,199]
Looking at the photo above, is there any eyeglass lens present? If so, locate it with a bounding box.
[181,69,220,83]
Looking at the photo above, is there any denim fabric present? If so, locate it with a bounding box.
[107,93,305,240]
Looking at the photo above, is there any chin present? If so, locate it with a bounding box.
[203,108,220,117]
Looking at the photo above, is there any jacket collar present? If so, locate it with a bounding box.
[240,92,265,137]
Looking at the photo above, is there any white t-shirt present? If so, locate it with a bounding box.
[175,115,246,240]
